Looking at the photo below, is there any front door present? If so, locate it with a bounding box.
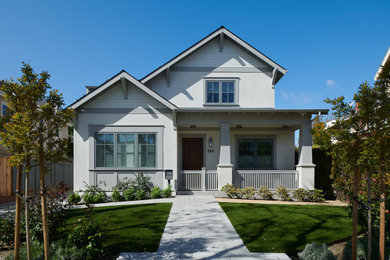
[182,138,203,170]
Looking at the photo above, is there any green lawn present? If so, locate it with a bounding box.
[57,203,172,255]
[219,202,353,254]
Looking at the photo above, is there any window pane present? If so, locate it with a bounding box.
[213,93,219,103]
[222,82,228,92]
[228,93,234,103]
[228,82,234,92]
[105,144,114,167]
[207,93,213,103]
[96,145,104,167]
[96,134,105,144]
[117,134,135,167]
[222,93,228,103]
[238,140,255,168]
[256,140,273,168]
[105,134,114,144]
[207,82,213,92]
[213,82,219,91]
[138,134,156,168]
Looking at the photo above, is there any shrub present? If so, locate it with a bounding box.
[136,189,146,200]
[162,185,172,198]
[298,241,335,260]
[150,186,162,199]
[242,187,256,199]
[221,184,239,198]
[293,188,309,201]
[68,207,104,259]
[0,209,14,248]
[50,239,84,260]
[67,193,82,205]
[276,186,292,201]
[343,236,381,260]
[114,173,153,198]
[6,239,44,260]
[123,187,136,201]
[307,189,325,202]
[258,186,273,200]
[82,182,107,204]
[111,187,124,202]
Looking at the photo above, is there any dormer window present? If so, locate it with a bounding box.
[205,79,238,105]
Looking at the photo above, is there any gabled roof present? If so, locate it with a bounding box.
[141,26,288,84]
[375,46,390,80]
[69,70,177,110]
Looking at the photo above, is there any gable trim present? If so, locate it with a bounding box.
[141,26,287,84]
[69,70,177,110]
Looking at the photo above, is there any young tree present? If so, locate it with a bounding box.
[0,63,73,260]
[317,69,390,259]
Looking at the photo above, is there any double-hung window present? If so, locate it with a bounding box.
[237,138,274,169]
[205,80,236,104]
[95,133,156,168]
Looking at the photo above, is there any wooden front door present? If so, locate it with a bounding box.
[182,138,203,170]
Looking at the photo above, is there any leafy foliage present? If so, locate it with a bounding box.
[241,187,256,199]
[257,186,274,200]
[298,241,336,260]
[276,186,292,201]
[293,188,309,201]
[123,187,136,201]
[67,193,81,205]
[150,186,162,199]
[343,236,382,260]
[0,209,15,248]
[307,190,325,202]
[221,183,240,198]
[162,185,172,198]
[82,182,107,204]
[111,187,124,202]
[135,189,146,200]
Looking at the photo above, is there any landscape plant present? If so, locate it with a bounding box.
[241,187,256,199]
[257,186,273,200]
[221,184,239,198]
[150,186,162,199]
[307,190,325,202]
[67,193,81,205]
[276,186,292,201]
[111,187,124,202]
[162,185,172,198]
[135,189,146,200]
[298,241,336,260]
[82,182,107,204]
[123,187,136,201]
[292,188,309,201]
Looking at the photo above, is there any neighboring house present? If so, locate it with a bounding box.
[375,46,390,80]
[70,26,328,193]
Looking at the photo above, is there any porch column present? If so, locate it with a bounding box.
[296,119,315,189]
[218,122,233,189]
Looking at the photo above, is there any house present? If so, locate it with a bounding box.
[70,26,328,194]
[375,46,390,80]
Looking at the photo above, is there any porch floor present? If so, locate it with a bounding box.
[117,195,290,259]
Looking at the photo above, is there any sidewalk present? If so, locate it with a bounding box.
[118,195,290,259]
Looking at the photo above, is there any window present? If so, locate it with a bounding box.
[205,80,236,104]
[2,104,8,116]
[238,138,273,169]
[95,133,156,168]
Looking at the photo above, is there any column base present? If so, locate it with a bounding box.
[217,164,233,190]
[296,164,315,190]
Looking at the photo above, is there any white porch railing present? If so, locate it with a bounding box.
[206,170,218,191]
[234,170,299,190]
[178,170,202,190]
[178,169,219,191]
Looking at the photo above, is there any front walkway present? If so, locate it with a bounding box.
[118,195,290,259]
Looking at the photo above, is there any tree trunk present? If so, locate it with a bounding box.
[13,165,22,260]
[352,167,360,260]
[39,154,50,260]
[25,170,31,260]
[367,172,372,260]
[379,181,386,260]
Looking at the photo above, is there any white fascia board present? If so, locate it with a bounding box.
[375,46,390,80]
[141,28,287,84]
[70,71,177,110]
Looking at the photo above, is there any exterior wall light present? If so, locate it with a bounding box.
[209,137,213,148]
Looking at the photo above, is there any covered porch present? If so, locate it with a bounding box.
[174,108,326,192]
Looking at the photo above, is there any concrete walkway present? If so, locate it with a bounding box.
[118,195,290,259]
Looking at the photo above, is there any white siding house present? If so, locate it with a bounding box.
[70,26,328,193]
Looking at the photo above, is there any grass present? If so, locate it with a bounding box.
[219,202,354,254]
[57,203,172,255]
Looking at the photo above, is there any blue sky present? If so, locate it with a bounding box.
[0,0,389,109]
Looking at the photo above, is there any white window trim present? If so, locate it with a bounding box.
[203,77,239,106]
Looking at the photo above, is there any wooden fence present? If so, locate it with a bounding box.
[0,157,73,196]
